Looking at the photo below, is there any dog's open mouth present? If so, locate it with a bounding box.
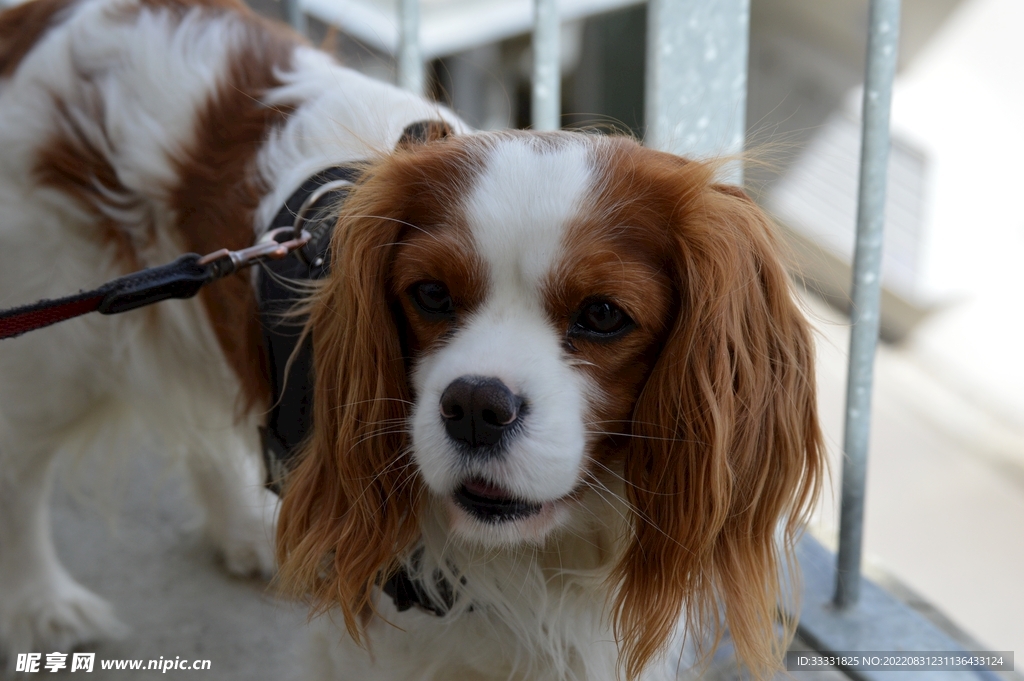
[453,478,543,523]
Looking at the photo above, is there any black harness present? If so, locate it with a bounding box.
[257,160,457,618]
[257,165,362,494]
[257,118,453,492]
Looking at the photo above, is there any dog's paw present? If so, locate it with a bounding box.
[0,579,126,666]
[210,486,279,580]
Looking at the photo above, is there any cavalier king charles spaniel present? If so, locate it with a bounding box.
[277,133,825,680]
[0,0,823,677]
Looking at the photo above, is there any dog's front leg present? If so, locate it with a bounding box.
[0,430,126,668]
[182,421,278,580]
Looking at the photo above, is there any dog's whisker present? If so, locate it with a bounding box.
[336,214,444,245]
[584,418,681,434]
[585,459,679,498]
[335,397,417,409]
[345,427,413,451]
[577,478,641,546]
[581,430,699,445]
[581,474,661,538]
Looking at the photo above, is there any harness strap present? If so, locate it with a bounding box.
[255,157,461,620]
[258,165,362,493]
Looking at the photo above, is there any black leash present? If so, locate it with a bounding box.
[0,161,377,341]
[0,227,311,340]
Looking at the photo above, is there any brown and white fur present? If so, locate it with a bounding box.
[0,0,463,664]
[0,0,824,678]
[275,132,825,681]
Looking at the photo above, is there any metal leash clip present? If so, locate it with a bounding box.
[198,226,313,279]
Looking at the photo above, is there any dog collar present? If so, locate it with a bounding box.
[381,548,460,617]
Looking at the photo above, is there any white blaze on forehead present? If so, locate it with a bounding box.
[464,137,594,295]
[409,136,598,509]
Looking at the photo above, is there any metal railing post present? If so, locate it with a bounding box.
[834,0,902,610]
[281,0,306,36]
[644,0,750,184]
[532,0,560,131]
[398,0,425,95]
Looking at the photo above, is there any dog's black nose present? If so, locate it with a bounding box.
[440,376,523,449]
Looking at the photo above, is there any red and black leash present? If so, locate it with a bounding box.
[0,226,311,341]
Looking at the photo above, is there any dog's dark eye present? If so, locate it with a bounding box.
[409,281,455,319]
[569,299,634,340]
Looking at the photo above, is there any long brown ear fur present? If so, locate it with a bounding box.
[612,155,824,680]
[275,159,423,640]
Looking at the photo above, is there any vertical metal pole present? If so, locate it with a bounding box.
[532,0,560,131]
[281,0,306,36]
[644,0,750,184]
[834,0,902,610]
[398,0,424,95]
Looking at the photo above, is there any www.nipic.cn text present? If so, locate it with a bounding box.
[15,653,212,673]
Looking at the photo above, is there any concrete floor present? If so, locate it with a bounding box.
[32,450,308,680]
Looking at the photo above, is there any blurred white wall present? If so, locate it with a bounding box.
[891,0,1024,431]
[756,0,1024,431]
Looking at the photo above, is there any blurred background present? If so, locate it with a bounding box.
[13,0,1022,677]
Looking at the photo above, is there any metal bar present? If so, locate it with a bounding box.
[281,0,306,36]
[644,0,750,184]
[834,0,902,610]
[397,0,424,95]
[797,536,1006,681]
[531,0,560,131]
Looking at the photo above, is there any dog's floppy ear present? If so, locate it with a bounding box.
[614,162,824,679]
[276,161,422,640]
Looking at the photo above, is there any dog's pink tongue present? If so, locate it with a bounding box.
[464,479,508,499]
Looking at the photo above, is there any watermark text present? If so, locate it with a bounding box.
[15,653,211,673]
